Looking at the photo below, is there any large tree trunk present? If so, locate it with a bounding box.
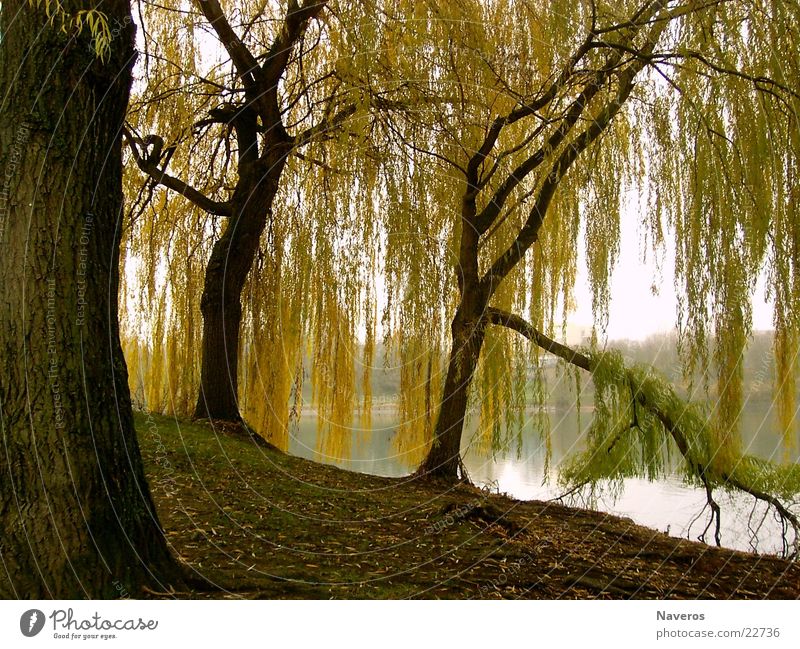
[417,308,485,479]
[0,0,182,598]
[193,162,286,422]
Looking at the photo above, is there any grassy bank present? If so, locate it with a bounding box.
[135,411,800,599]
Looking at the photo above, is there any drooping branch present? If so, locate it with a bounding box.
[480,7,670,295]
[484,307,591,371]
[293,91,445,150]
[123,128,232,217]
[665,49,800,103]
[484,307,800,557]
[468,0,673,237]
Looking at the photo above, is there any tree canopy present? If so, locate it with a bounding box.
[119,0,800,543]
[121,0,386,452]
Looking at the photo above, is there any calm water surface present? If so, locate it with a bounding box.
[288,404,799,556]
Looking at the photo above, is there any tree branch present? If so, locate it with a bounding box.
[484,307,591,370]
[463,24,599,196]
[480,5,670,295]
[193,0,262,87]
[262,0,327,86]
[471,56,622,236]
[123,128,232,217]
[256,0,327,129]
[292,102,357,149]
[465,0,668,232]
[484,306,799,557]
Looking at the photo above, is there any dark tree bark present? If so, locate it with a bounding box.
[417,217,487,479]
[193,160,287,421]
[0,0,182,598]
[416,308,485,478]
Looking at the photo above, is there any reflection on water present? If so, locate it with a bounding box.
[289,404,799,555]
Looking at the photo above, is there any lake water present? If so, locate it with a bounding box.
[288,404,799,556]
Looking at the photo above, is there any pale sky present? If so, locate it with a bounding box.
[568,201,775,342]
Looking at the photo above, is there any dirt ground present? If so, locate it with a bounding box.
[135,412,800,599]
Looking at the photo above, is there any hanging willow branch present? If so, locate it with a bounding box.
[484,306,800,558]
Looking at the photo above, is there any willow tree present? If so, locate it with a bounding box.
[356,0,800,539]
[0,0,185,597]
[122,0,383,440]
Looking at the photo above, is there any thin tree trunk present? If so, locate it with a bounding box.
[193,231,245,421]
[0,0,183,598]
[417,194,487,480]
[193,163,286,422]
[417,309,485,479]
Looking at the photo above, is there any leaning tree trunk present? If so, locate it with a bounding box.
[417,308,486,479]
[193,161,286,422]
[0,0,183,598]
[417,211,488,480]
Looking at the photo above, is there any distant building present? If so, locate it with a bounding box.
[565,322,592,347]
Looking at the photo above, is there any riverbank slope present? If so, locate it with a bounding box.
[136,412,799,599]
